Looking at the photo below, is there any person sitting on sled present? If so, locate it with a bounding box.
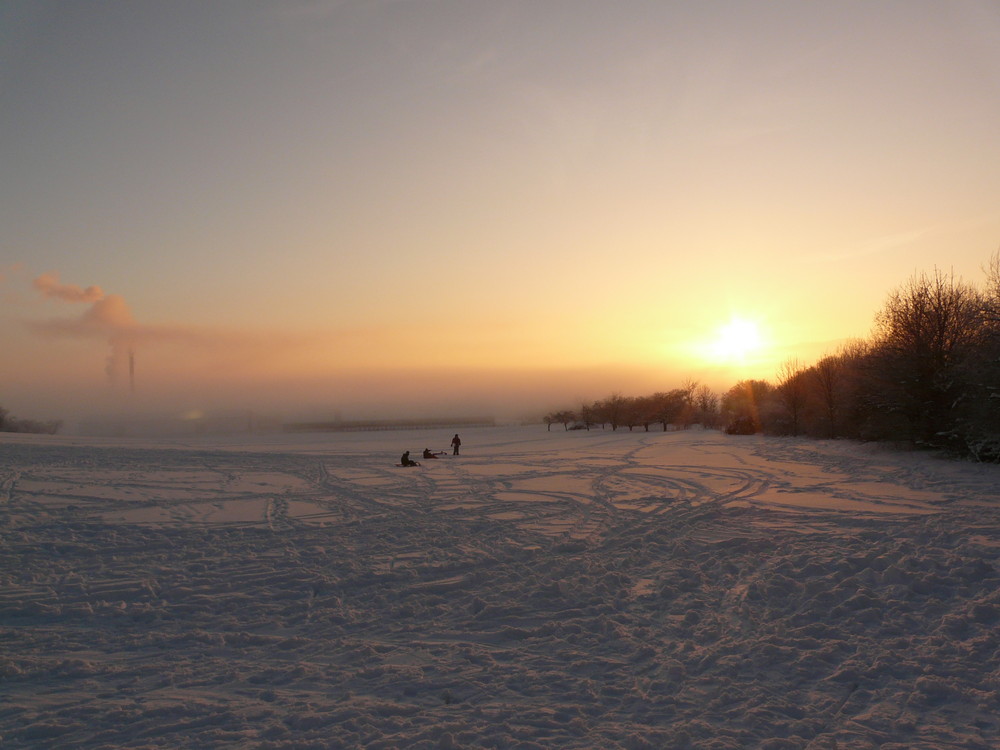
[422,448,446,459]
[400,451,420,467]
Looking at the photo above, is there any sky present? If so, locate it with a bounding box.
[2,0,1000,426]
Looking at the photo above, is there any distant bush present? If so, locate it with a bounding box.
[725,416,758,435]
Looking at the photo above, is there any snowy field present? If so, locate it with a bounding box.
[1,425,998,749]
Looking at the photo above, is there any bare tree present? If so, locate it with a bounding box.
[627,395,655,431]
[776,358,808,436]
[621,397,643,431]
[543,410,576,431]
[646,389,690,431]
[982,250,1000,317]
[722,379,773,434]
[599,393,628,431]
[805,340,870,439]
[957,251,1000,457]
[869,269,985,445]
[810,354,844,438]
[694,385,719,428]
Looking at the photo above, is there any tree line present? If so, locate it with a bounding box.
[0,405,62,435]
[544,382,721,433]
[545,253,1000,462]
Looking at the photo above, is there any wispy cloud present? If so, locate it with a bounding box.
[811,226,933,264]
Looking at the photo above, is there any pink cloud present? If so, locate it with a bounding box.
[33,272,105,303]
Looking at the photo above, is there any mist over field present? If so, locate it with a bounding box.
[10,360,721,435]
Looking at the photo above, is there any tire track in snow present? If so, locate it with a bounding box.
[0,469,20,505]
[2,429,997,749]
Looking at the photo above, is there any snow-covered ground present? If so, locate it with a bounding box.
[1,425,998,749]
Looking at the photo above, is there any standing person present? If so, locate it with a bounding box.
[451,434,461,456]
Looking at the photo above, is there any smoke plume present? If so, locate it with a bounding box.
[33,272,105,303]
[29,273,141,389]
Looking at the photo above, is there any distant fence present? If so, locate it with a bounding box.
[283,417,495,433]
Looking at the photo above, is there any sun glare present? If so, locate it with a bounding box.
[710,318,763,362]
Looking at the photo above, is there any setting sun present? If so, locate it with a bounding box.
[710,318,764,363]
